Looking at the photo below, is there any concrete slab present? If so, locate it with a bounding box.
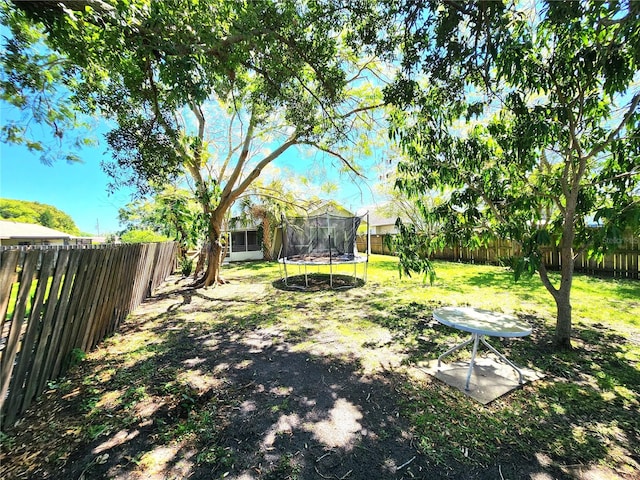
[417,355,545,404]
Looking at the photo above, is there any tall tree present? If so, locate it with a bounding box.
[0,198,82,235]
[118,187,205,259]
[388,1,640,348]
[5,0,384,287]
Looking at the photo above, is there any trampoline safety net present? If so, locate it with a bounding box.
[280,213,363,261]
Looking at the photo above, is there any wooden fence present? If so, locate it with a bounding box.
[357,234,640,279]
[0,242,177,427]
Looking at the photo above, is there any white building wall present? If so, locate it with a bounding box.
[372,224,398,235]
[228,250,263,262]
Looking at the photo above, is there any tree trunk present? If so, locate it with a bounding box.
[552,242,575,349]
[193,244,206,280]
[554,288,573,349]
[198,217,226,287]
[262,217,273,261]
[537,243,574,350]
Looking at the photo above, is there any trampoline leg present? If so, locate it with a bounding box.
[330,262,333,289]
[304,264,308,288]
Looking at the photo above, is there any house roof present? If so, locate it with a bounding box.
[0,220,74,239]
[367,212,400,227]
[228,216,260,231]
[307,201,353,217]
[367,211,414,227]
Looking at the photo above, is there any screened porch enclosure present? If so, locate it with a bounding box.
[226,229,262,262]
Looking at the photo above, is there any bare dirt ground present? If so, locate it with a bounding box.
[0,274,633,480]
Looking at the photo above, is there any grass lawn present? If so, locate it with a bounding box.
[1,255,638,479]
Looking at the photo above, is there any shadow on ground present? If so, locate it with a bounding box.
[2,317,432,479]
[1,274,638,480]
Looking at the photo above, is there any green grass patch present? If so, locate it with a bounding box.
[1,255,638,479]
[221,255,640,472]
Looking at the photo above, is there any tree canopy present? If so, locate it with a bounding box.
[0,3,96,164]
[387,0,640,348]
[3,0,387,286]
[119,229,169,244]
[0,198,82,235]
[118,187,205,256]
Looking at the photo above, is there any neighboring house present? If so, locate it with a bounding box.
[368,212,401,235]
[226,221,263,262]
[307,201,354,218]
[367,209,416,235]
[0,220,79,246]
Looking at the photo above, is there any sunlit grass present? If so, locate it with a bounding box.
[1,254,638,479]
[223,254,639,334]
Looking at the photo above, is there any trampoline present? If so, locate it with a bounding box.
[278,212,369,289]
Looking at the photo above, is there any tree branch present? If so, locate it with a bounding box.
[584,92,640,162]
[220,109,257,203]
[231,132,301,201]
[346,58,380,83]
[593,168,640,185]
[298,141,364,179]
[538,258,559,297]
[219,109,242,182]
[339,103,386,119]
[236,191,303,211]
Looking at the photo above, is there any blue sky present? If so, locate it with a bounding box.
[1,138,134,234]
[0,127,381,235]
[0,23,385,236]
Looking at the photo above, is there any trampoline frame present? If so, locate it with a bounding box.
[278,212,370,290]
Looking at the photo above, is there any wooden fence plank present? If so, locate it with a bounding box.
[151,243,169,291]
[103,246,129,338]
[1,243,176,425]
[118,245,137,323]
[43,249,82,382]
[83,248,114,351]
[51,250,93,376]
[131,244,152,312]
[112,245,138,332]
[74,248,107,350]
[5,251,56,421]
[70,248,100,353]
[133,244,152,310]
[358,234,639,278]
[129,244,148,312]
[98,246,128,343]
[76,248,110,352]
[0,250,39,416]
[93,246,123,346]
[157,243,177,288]
[0,250,20,367]
[31,249,70,399]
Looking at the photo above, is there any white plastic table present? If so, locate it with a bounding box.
[433,307,532,391]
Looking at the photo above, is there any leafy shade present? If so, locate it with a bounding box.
[0,198,82,235]
[387,0,640,348]
[5,0,386,287]
[0,3,95,164]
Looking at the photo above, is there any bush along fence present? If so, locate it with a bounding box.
[0,242,177,427]
[357,234,639,279]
